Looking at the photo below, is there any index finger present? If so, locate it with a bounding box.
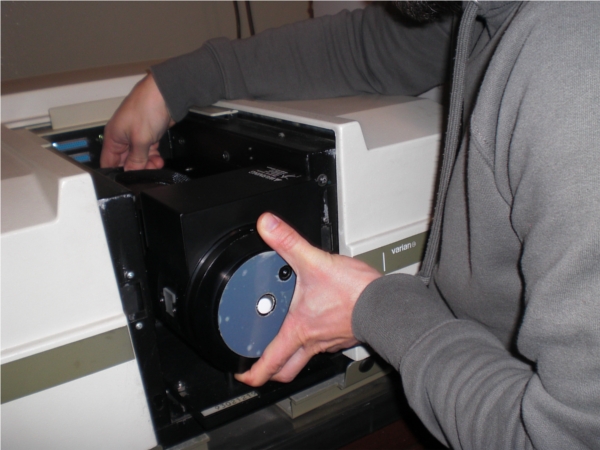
[235,317,305,386]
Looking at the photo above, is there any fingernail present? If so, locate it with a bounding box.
[261,213,281,232]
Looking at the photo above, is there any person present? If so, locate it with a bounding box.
[101,2,600,448]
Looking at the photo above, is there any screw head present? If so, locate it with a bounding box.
[222,151,230,162]
[278,132,285,139]
[359,357,375,373]
[317,174,328,186]
[126,271,135,280]
[135,322,143,330]
[278,265,292,281]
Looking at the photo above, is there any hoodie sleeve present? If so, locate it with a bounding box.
[150,4,454,121]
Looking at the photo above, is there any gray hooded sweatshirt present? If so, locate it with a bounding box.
[151,2,600,448]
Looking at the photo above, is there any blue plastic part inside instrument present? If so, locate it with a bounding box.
[52,138,89,152]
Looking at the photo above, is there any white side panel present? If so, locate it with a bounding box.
[1,360,156,450]
[1,75,142,126]
[335,99,441,254]
[49,96,124,130]
[1,127,126,363]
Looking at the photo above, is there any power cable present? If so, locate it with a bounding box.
[233,1,242,39]
[245,1,255,36]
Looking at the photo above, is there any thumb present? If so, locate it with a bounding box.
[256,213,323,272]
[123,139,151,171]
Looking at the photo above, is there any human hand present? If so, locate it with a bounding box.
[235,213,382,386]
[100,74,175,170]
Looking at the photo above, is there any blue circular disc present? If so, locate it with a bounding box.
[218,251,295,357]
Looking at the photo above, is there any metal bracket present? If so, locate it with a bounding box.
[276,358,390,419]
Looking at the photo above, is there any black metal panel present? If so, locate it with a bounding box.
[41,109,345,448]
[92,188,173,434]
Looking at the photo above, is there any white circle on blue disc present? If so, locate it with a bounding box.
[218,251,295,358]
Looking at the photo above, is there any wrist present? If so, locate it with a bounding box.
[352,274,454,364]
[150,44,227,122]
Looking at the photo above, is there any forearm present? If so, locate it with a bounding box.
[151,5,453,121]
[351,275,532,449]
[353,271,599,450]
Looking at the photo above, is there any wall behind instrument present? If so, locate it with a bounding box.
[1,1,311,82]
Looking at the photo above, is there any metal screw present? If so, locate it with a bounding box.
[177,381,186,392]
[359,358,374,373]
[125,271,135,280]
[135,322,143,330]
[222,151,230,162]
[278,132,285,139]
[178,138,186,146]
[185,167,194,172]
[317,174,328,187]
[278,265,292,281]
